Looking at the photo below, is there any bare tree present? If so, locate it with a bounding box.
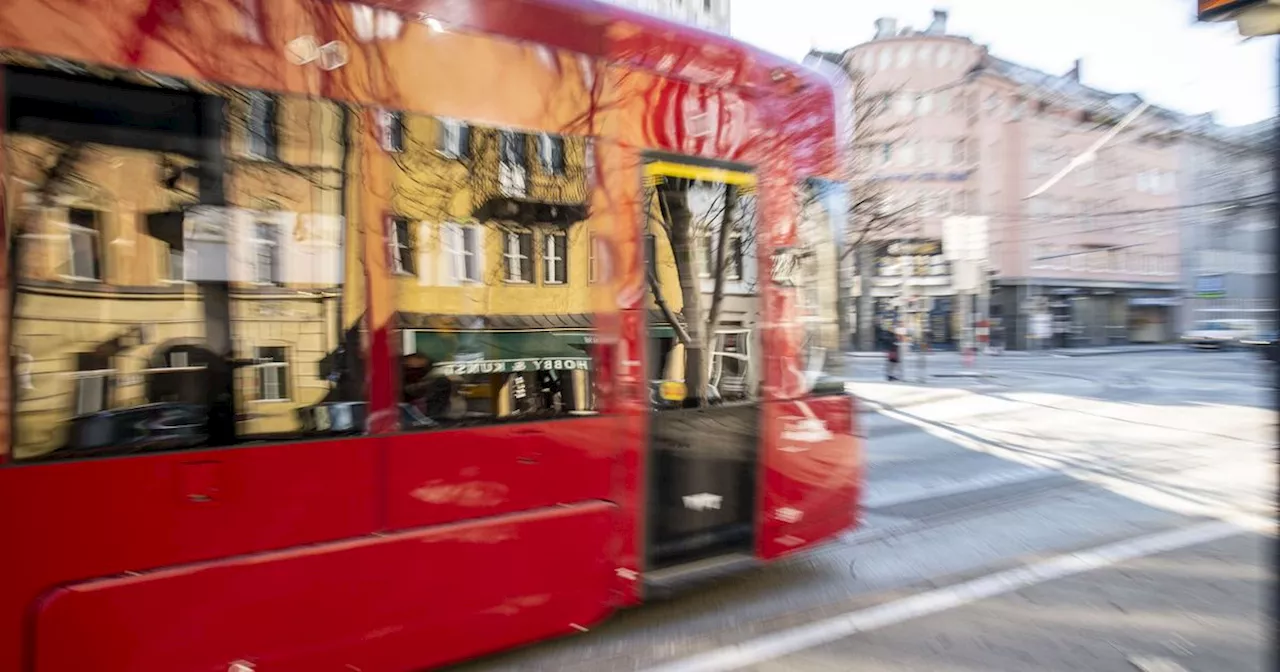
[644,177,754,405]
[824,66,919,351]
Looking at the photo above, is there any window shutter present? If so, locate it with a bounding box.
[416,221,433,286]
[519,232,533,281]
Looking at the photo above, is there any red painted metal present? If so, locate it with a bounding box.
[0,1,856,670]
[32,501,617,672]
[384,417,620,530]
[757,398,861,560]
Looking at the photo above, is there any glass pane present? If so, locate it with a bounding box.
[5,63,367,461]
[643,166,760,409]
[391,116,596,430]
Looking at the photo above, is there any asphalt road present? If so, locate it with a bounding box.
[449,349,1274,672]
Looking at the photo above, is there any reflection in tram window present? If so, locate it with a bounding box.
[795,179,849,383]
[4,64,366,460]
[390,116,597,430]
[642,166,761,408]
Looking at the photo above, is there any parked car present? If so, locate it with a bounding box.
[1180,320,1254,350]
[1240,331,1278,360]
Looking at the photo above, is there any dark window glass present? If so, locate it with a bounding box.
[5,69,367,461]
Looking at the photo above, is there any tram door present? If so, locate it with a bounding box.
[641,160,761,571]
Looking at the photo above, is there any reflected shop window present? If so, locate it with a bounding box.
[4,63,366,461]
[387,116,598,430]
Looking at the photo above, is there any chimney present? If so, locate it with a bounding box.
[928,9,948,35]
[874,17,898,40]
[1067,58,1081,83]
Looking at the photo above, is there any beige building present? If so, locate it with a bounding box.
[816,11,1184,349]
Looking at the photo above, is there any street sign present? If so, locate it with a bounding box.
[1021,296,1048,314]
[941,216,990,263]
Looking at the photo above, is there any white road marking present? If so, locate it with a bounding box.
[641,521,1242,672]
[862,466,1054,509]
[1127,656,1190,672]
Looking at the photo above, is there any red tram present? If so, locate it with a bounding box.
[0,1,861,669]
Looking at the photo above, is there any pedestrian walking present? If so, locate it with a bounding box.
[878,325,901,381]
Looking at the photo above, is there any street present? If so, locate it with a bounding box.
[450,349,1274,672]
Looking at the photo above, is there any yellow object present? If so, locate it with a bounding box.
[658,380,688,402]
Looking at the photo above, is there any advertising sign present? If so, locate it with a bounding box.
[1194,274,1226,299]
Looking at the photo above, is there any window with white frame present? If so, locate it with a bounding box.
[504,230,533,283]
[897,46,912,68]
[588,234,600,284]
[936,45,952,67]
[878,49,892,70]
[377,109,404,152]
[388,217,415,275]
[254,346,289,401]
[893,92,914,116]
[538,133,565,175]
[952,139,966,166]
[437,118,469,157]
[500,130,527,167]
[917,93,933,116]
[166,243,185,282]
[251,221,279,284]
[918,44,933,65]
[920,141,935,167]
[898,140,917,166]
[441,223,481,283]
[63,208,101,280]
[245,91,278,159]
[543,231,567,284]
[73,352,112,415]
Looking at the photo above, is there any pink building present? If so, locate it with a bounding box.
[812,11,1183,349]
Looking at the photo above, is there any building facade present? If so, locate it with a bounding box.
[819,11,1186,350]
[1177,116,1275,335]
[596,0,731,34]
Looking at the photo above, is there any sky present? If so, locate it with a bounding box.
[730,0,1276,126]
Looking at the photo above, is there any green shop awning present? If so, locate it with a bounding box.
[411,329,594,375]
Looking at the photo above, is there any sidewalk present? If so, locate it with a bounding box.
[750,530,1270,672]
[844,345,1183,359]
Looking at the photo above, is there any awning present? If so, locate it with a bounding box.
[410,329,594,375]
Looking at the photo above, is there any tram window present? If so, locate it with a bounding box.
[643,167,761,408]
[792,179,849,385]
[392,118,597,430]
[4,64,368,461]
